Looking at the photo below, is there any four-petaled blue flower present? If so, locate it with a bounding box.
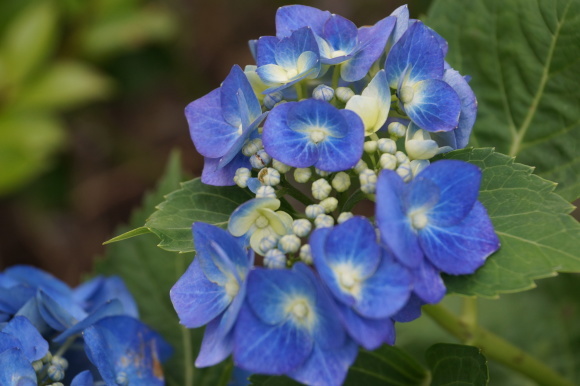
[376,160,500,274]
[263,99,364,172]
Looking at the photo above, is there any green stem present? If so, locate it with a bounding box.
[341,189,368,212]
[295,82,304,100]
[54,336,75,358]
[280,177,314,206]
[332,65,341,89]
[460,297,478,344]
[424,303,574,386]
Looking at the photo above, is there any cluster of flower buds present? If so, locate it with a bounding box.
[177,4,499,385]
[0,266,171,385]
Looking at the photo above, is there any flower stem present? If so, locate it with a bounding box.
[295,82,304,100]
[423,303,574,386]
[279,177,314,206]
[332,65,341,90]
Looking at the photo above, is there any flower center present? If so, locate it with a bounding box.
[286,68,298,79]
[399,85,415,104]
[255,215,269,228]
[237,124,243,135]
[291,301,309,319]
[225,279,239,298]
[309,129,327,144]
[410,211,429,230]
[339,271,356,289]
[331,49,347,58]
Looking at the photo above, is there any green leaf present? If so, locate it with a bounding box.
[12,61,114,111]
[426,344,488,386]
[427,0,580,201]
[94,151,226,386]
[0,0,58,85]
[0,112,65,194]
[250,345,429,386]
[103,226,151,244]
[441,148,580,297]
[144,179,253,253]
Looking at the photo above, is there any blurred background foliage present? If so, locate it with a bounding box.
[0,0,431,283]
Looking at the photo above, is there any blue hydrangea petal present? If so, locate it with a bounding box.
[0,347,37,386]
[1,316,47,361]
[403,78,461,132]
[233,304,312,375]
[257,64,290,84]
[83,316,171,386]
[287,99,347,137]
[335,301,395,350]
[441,69,477,149]
[420,202,500,275]
[389,4,409,45]
[274,27,319,71]
[201,152,251,187]
[356,249,412,318]
[376,170,423,267]
[413,260,446,304]
[256,36,279,66]
[71,370,94,386]
[289,340,358,386]
[169,258,231,328]
[185,89,239,159]
[341,16,395,82]
[385,22,445,88]
[14,298,49,333]
[220,65,262,127]
[314,110,364,172]
[37,289,87,331]
[195,313,234,368]
[246,268,315,326]
[217,111,267,171]
[324,217,380,279]
[392,293,424,323]
[418,160,481,227]
[322,15,358,54]
[406,174,440,213]
[53,300,125,343]
[275,5,331,38]
[4,265,71,297]
[262,103,320,168]
[0,285,35,314]
[73,276,139,318]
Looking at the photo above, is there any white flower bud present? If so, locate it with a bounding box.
[332,172,351,192]
[379,153,397,170]
[312,84,334,102]
[278,234,301,253]
[272,159,291,173]
[388,122,407,138]
[364,140,378,153]
[337,212,354,224]
[354,159,368,174]
[305,204,325,219]
[359,169,377,194]
[47,365,64,381]
[315,168,330,177]
[395,151,409,165]
[335,87,355,103]
[256,185,276,198]
[258,167,280,186]
[294,167,312,183]
[377,138,397,154]
[396,162,412,182]
[299,244,312,264]
[314,214,334,228]
[292,219,312,237]
[259,235,279,253]
[242,138,263,157]
[32,360,43,372]
[264,249,287,269]
[51,357,68,370]
[312,178,332,200]
[116,372,129,386]
[234,167,251,188]
[263,91,284,109]
[320,197,338,213]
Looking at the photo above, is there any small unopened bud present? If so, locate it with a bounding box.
[264,249,287,269]
[256,185,276,198]
[272,159,291,173]
[395,151,409,165]
[335,87,355,103]
[242,138,263,157]
[377,138,397,154]
[396,162,412,182]
[32,360,44,372]
[315,168,330,177]
[312,178,332,200]
[364,141,378,153]
[320,197,338,213]
[234,167,251,188]
[47,365,64,381]
[259,235,279,253]
[337,212,354,224]
[410,159,430,177]
[51,357,68,370]
[379,153,397,170]
[116,371,129,386]
[388,122,407,138]
[259,167,280,186]
[294,168,312,183]
[292,219,312,237]
[305,204,325,219]
[299,244,313,264]
[359,169,377,194]
[279,234,301,253]
[263,91,284,109]
[332,172,351,192]
[312,84,334,102]
[314,214,334,228]
[354,160,368,174]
